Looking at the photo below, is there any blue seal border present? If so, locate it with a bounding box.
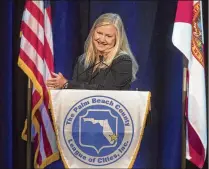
[63,95,134,166]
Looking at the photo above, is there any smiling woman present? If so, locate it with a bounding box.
[46,13,139,90]
[94,25,116,53]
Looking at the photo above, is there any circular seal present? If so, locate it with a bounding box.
[63,95,134,166]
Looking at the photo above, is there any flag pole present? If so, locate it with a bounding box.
[26,78,32,169]
[181,57,188,169]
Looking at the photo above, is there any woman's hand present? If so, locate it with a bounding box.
[46,72,68,89]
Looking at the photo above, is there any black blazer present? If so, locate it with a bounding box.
[67,54,132,90]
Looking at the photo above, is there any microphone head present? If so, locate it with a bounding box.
[99,55,104,62]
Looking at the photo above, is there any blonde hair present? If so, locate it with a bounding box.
[84,13,139,81]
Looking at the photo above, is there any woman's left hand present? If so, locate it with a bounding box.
[46,72,68,89]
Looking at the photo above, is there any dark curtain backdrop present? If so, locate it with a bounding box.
[0,1,13,168]
[0,0,207,169]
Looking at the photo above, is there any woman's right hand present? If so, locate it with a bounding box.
[46,72,68,89]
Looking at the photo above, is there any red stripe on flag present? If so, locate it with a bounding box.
[33,133,42,166]
[25,1,44,28]
[44,35,54,73]
[19,50,41,85]
[21,48,51,107]
[32,90,41,108]
[19,49,47,90]
[20,47,52,108]
[34,133,39,152]
[175,1,193,24]
[32,92,54,156]
[187,122,205,168]
[37,150,42,166]
[21,22,44,60]
[19,1,58,167]
[46,7,52,25]
[43,87,50,109]
[185,70,189,118]
[20,49,53,157]
[35,109,53,157]
[185,69,205,168]
[20,49,51,112]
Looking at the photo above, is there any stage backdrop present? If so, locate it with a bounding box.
[0,1,13,168]
[50,1,181,169]
[0,0,208,169]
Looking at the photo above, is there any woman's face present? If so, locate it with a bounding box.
[93,24,117,53]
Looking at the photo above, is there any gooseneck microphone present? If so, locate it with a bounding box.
[99,55,104,63]
[99,55,109,68]
[75,55,104,80]
[88,55,110,85]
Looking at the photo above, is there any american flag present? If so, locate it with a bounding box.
[18,0,59,168]
[172,0,207,168]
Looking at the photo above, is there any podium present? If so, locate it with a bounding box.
[50,90,151,168]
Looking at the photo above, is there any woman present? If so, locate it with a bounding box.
[46,13,138,90]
